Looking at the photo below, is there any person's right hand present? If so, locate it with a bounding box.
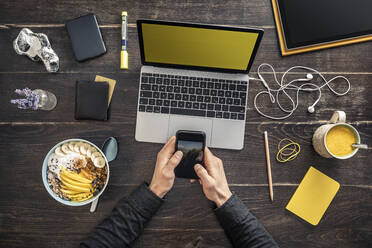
[193,147,232,207]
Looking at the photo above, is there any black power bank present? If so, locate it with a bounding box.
[66,14,106,62]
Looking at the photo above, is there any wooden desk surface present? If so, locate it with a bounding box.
[0,1,371,247]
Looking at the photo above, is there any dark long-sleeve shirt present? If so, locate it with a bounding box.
[215,194,278,248]
[81,183,278,248]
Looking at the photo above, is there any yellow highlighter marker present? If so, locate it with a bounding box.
[121,11,128,69]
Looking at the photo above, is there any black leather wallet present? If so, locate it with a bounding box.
[66,14,106,61]
[75,81,108,120]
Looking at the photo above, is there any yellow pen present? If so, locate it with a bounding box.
[120,11,128,69]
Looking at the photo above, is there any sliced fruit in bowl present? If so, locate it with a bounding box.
[42,139,110,206]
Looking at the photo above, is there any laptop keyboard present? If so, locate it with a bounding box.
[138,73,248,120]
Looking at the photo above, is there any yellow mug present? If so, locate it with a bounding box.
[312,111,361,159]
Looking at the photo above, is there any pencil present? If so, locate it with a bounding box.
[264,131,274,202]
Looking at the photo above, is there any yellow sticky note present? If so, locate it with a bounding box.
[95,75,116,106]
[286,166,340,225]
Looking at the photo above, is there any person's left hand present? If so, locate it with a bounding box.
[149,136,183,198]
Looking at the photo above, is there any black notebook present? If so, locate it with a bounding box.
[75,81,108,121]
[66,14,106,61]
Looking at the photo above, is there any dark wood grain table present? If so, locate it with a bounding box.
[1,1,371,247]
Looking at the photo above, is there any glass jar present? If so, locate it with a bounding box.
[33,89,57,111]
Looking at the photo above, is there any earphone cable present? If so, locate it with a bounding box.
[248,63,351,120]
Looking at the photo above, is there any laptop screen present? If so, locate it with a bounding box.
[137,20,263,73]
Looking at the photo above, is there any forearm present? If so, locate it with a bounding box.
[81,183,163,248]
[215,194,278,248]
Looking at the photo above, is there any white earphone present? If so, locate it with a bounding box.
[249,63,351,120]
[299,73,313,81]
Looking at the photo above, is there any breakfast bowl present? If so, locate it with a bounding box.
[42,138,110,206]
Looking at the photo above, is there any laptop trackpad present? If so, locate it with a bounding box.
[168,116,212,146]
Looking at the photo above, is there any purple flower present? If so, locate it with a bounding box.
[23,88,33,97]
[14,89,24,96]
[10,88,39,110]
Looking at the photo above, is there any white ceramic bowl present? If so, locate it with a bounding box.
[42,138,110,206]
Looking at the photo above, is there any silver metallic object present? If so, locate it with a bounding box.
[135,66,248,150]
[90,137,118,213]
[352,144,369,149]
[13,28,59,72]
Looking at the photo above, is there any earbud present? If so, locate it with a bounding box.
[307,105,315,113]
[297,73,313,82]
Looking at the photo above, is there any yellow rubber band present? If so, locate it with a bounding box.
[276,138,301,163]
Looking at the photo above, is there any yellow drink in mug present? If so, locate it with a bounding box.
[325,124,358,157]
[313,111,361,159]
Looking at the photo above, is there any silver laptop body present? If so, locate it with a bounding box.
[136,66,249,150]
[135,20,263,150]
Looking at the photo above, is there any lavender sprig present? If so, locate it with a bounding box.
[10,88,40,110]
[14,89,25,96]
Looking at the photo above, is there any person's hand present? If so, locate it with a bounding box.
[193,147,232,207]
[149,136,183,198]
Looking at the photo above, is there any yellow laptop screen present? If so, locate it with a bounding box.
[140,23,260,71]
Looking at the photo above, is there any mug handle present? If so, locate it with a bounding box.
[329,111,346,124]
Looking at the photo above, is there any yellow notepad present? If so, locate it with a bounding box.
[95,75,116,106]
[286,166,340,225]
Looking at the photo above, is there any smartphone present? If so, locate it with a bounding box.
[175,130,206,179]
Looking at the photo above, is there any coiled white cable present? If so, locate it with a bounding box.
[249,63,351,120]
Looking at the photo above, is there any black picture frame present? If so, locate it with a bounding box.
[271,0,372,56]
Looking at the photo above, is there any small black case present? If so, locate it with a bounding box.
[75,81,108,121]
[66,14,106,62]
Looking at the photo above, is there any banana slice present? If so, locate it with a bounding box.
[61,143,72,154]
[68,142,77,151]
[55,146,66,156]
[87,147,97,158]
[79,143,90,155]
[73,142,82,153]
[93,157,106,168]
[91,151,102,161]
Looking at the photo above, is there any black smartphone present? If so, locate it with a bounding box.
[175,130,206,179]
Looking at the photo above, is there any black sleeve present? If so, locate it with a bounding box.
[81,183,163,248]
[215,194,279,248]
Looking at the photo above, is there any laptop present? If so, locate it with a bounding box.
[135,20,263,150]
